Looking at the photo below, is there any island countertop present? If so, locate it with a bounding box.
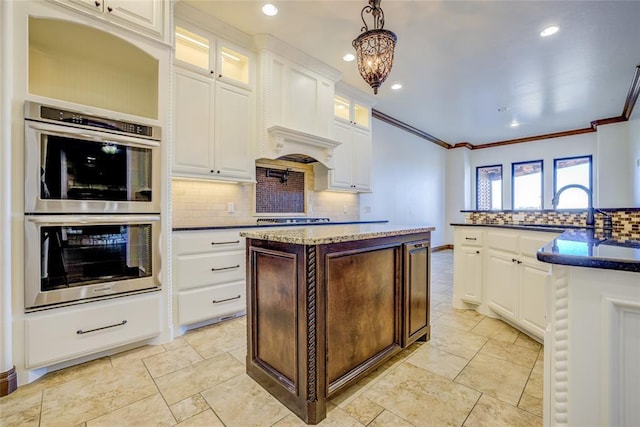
[240,224,435,245]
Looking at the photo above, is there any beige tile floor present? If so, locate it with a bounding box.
[0,251,543,426]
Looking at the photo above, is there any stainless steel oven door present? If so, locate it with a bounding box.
[25,215,161,311]
[25,121,160,214]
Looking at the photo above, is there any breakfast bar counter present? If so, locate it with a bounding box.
[240,224,434,424]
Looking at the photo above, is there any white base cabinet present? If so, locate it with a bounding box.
[453,228,484,304]
[453,226,558,341]
[25,292,161,368]
[173,230,247,328]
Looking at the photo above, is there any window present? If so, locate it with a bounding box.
[512,160,543,210]
[553,155,592,209]
[476,165,503,210]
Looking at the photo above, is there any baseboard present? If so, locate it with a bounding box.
[432,244,453,252]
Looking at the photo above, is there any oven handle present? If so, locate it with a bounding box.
[26,120,160,148]
[25,215,160,225]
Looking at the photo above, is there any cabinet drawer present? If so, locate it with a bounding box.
[174,230,245,255]
[458,229,483,246]
[175,251,245,290]
[486,231,519,252]
[178,281,246,326]
[25,293,161,368]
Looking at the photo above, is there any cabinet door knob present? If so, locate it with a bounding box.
[210,170,214,173]
[476,250,480,254]
[94,0,100,6]
[512,258,517,263]
[219,74,222,78]
[107,6,112,12]
[517,260,523,264]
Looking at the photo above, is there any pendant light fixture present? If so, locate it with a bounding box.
[352,0,397,94]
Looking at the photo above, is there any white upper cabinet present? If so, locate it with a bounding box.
[334,95,371,130]
[314,85,376,192]
[175,26,253,90]
[50,0,167,41]
[260,51,335,138]
[172,24,255,182]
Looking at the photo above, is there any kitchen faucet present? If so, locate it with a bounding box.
[551,184,594,227]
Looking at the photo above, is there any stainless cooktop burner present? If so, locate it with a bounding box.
[256,217,331,225]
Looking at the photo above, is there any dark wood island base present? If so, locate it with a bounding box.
[242,225,434,424]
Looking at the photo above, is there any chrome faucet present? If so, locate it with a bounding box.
[551,184,594,227]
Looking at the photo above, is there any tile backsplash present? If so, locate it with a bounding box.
[172,159,360,228]
[464,209,640,241]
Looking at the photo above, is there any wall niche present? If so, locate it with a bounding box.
[29,17,159,118]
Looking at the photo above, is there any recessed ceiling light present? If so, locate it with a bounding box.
[510,121,520,128]
[262,4,278,16]
[391,83,402,90]
[540,26,559,37]
[342,53,355,62]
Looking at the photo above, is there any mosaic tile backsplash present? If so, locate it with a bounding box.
[465,209,640,242]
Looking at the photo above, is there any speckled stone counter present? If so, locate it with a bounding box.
[537,229,640,273]
[240,224,435,245]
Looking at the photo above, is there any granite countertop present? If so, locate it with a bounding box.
[240,224,435,245]
[173,220,388,232]
[537,229,640,273]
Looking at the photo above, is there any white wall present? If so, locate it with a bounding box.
[360,119,448,247]
[629,114,640,205]
[467,133,597,211]
[445,148,471,244]
[597,121,633,207]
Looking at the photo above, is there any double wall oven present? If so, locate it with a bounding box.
[24,102,162,311]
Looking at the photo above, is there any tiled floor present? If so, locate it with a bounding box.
[0,250,543,426]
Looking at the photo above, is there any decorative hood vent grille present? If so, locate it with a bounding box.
[264,126,341,169]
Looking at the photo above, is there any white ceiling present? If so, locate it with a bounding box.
[182,0,640,145]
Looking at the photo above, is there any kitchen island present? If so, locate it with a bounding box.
[536,230,640,427]
[241,224,434,424]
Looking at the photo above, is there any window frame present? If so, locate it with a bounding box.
[475,164,503,210]
[511,159,544,210]
[552,155,593,202]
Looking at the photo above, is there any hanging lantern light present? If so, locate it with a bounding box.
[352,0,397,95]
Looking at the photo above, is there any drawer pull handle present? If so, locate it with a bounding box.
[77,320,127,335]
[211,264,240,272]
[465,237,477,241]
[213,295,241,304]
[211,240,240,245]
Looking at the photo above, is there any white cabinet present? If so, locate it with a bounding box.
[485,230,555,339]
[173,230,247,327]
[453,228,484,305]
[172,25,255,182]
[25,292,161,368]
[259,51,335,138]
[50,0,166,40]
[486,249,519,321]
[453,226,557,341]
[314,88,375,192]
